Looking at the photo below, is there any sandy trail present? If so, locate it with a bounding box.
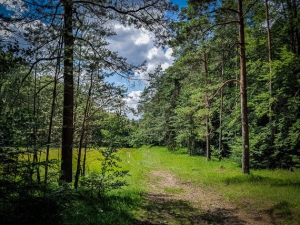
[136,169,274,225]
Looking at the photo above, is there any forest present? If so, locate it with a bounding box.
[135,0,300,172]
[0,0,299,224]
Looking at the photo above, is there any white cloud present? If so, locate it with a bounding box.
[146,46,174,70]
[165,47,174,59]
[107,24,174,80]
[124,90,142,109]
[107,24,175,118]
[135,28,150,45]
[123,90,143,119]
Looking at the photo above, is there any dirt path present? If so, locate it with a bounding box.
[136,170,274,225]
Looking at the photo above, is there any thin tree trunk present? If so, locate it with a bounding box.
[33,67,41,183]
[45,41,61,184]
[265,0,275,149]
[74,71,93,189]
[61,0,74,183]
[235,46,239,139]
[82,133,88,176]
[238,0,250,174]
[203,52,210,161]
[205,104,211,161]
[73,45,82,144]
[265,0,273,122]
[219,58,224,157]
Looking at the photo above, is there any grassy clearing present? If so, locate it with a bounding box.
[118,146,300,225]
[18,147,299,224]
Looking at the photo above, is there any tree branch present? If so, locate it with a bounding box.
[208,79,241,102]
[242,0,260,18]
[73,0,161,14]
[210,7,239,15]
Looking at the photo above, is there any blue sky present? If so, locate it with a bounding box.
[173,0,187,8]
[108,0,187,118]
[0,0,187,118]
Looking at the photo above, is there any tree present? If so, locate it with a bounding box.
[169,0,251,172]
[61,0,74,183]
[2,0,175,183]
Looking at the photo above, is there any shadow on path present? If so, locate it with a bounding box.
[135,193,246,225]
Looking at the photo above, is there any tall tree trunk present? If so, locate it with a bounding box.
[238,0,250,174]
[60,0,74,183]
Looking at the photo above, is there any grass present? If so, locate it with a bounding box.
[10,146,300,224]
[3,148,141,225]
[118,146,300,225]
[164,187,185,194]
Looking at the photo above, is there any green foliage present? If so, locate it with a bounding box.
[61,193,140,225]
[1,0,300,223]
[135,0,300,170]
[80,147,129,197]
[100,113,133,148]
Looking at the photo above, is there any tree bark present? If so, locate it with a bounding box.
[60,0,74,183]
[238,0,250,174]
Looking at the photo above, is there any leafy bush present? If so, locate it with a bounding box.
[80,146,129,197]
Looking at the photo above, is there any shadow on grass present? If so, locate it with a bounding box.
[0,191,142,225]
[0,197,63,225]
[224,174,300,187]
[269,201,295,224]
[135,193,246,225]
[62,192,143,225]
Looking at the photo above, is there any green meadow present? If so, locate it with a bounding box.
[33,146,300,224]
[119,147,300,223]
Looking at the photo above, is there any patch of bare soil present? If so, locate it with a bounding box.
[136,170,274,225]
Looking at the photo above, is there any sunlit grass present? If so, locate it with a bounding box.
[118,146,300,225]
[17,146,300,224]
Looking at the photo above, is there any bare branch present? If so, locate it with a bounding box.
[210,7,239,15]
[20,56,62,85]
[208,79,241,102]
[242,0,260,18]
[73,0,161,14]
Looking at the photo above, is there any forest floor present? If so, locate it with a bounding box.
[136,169,274,225]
